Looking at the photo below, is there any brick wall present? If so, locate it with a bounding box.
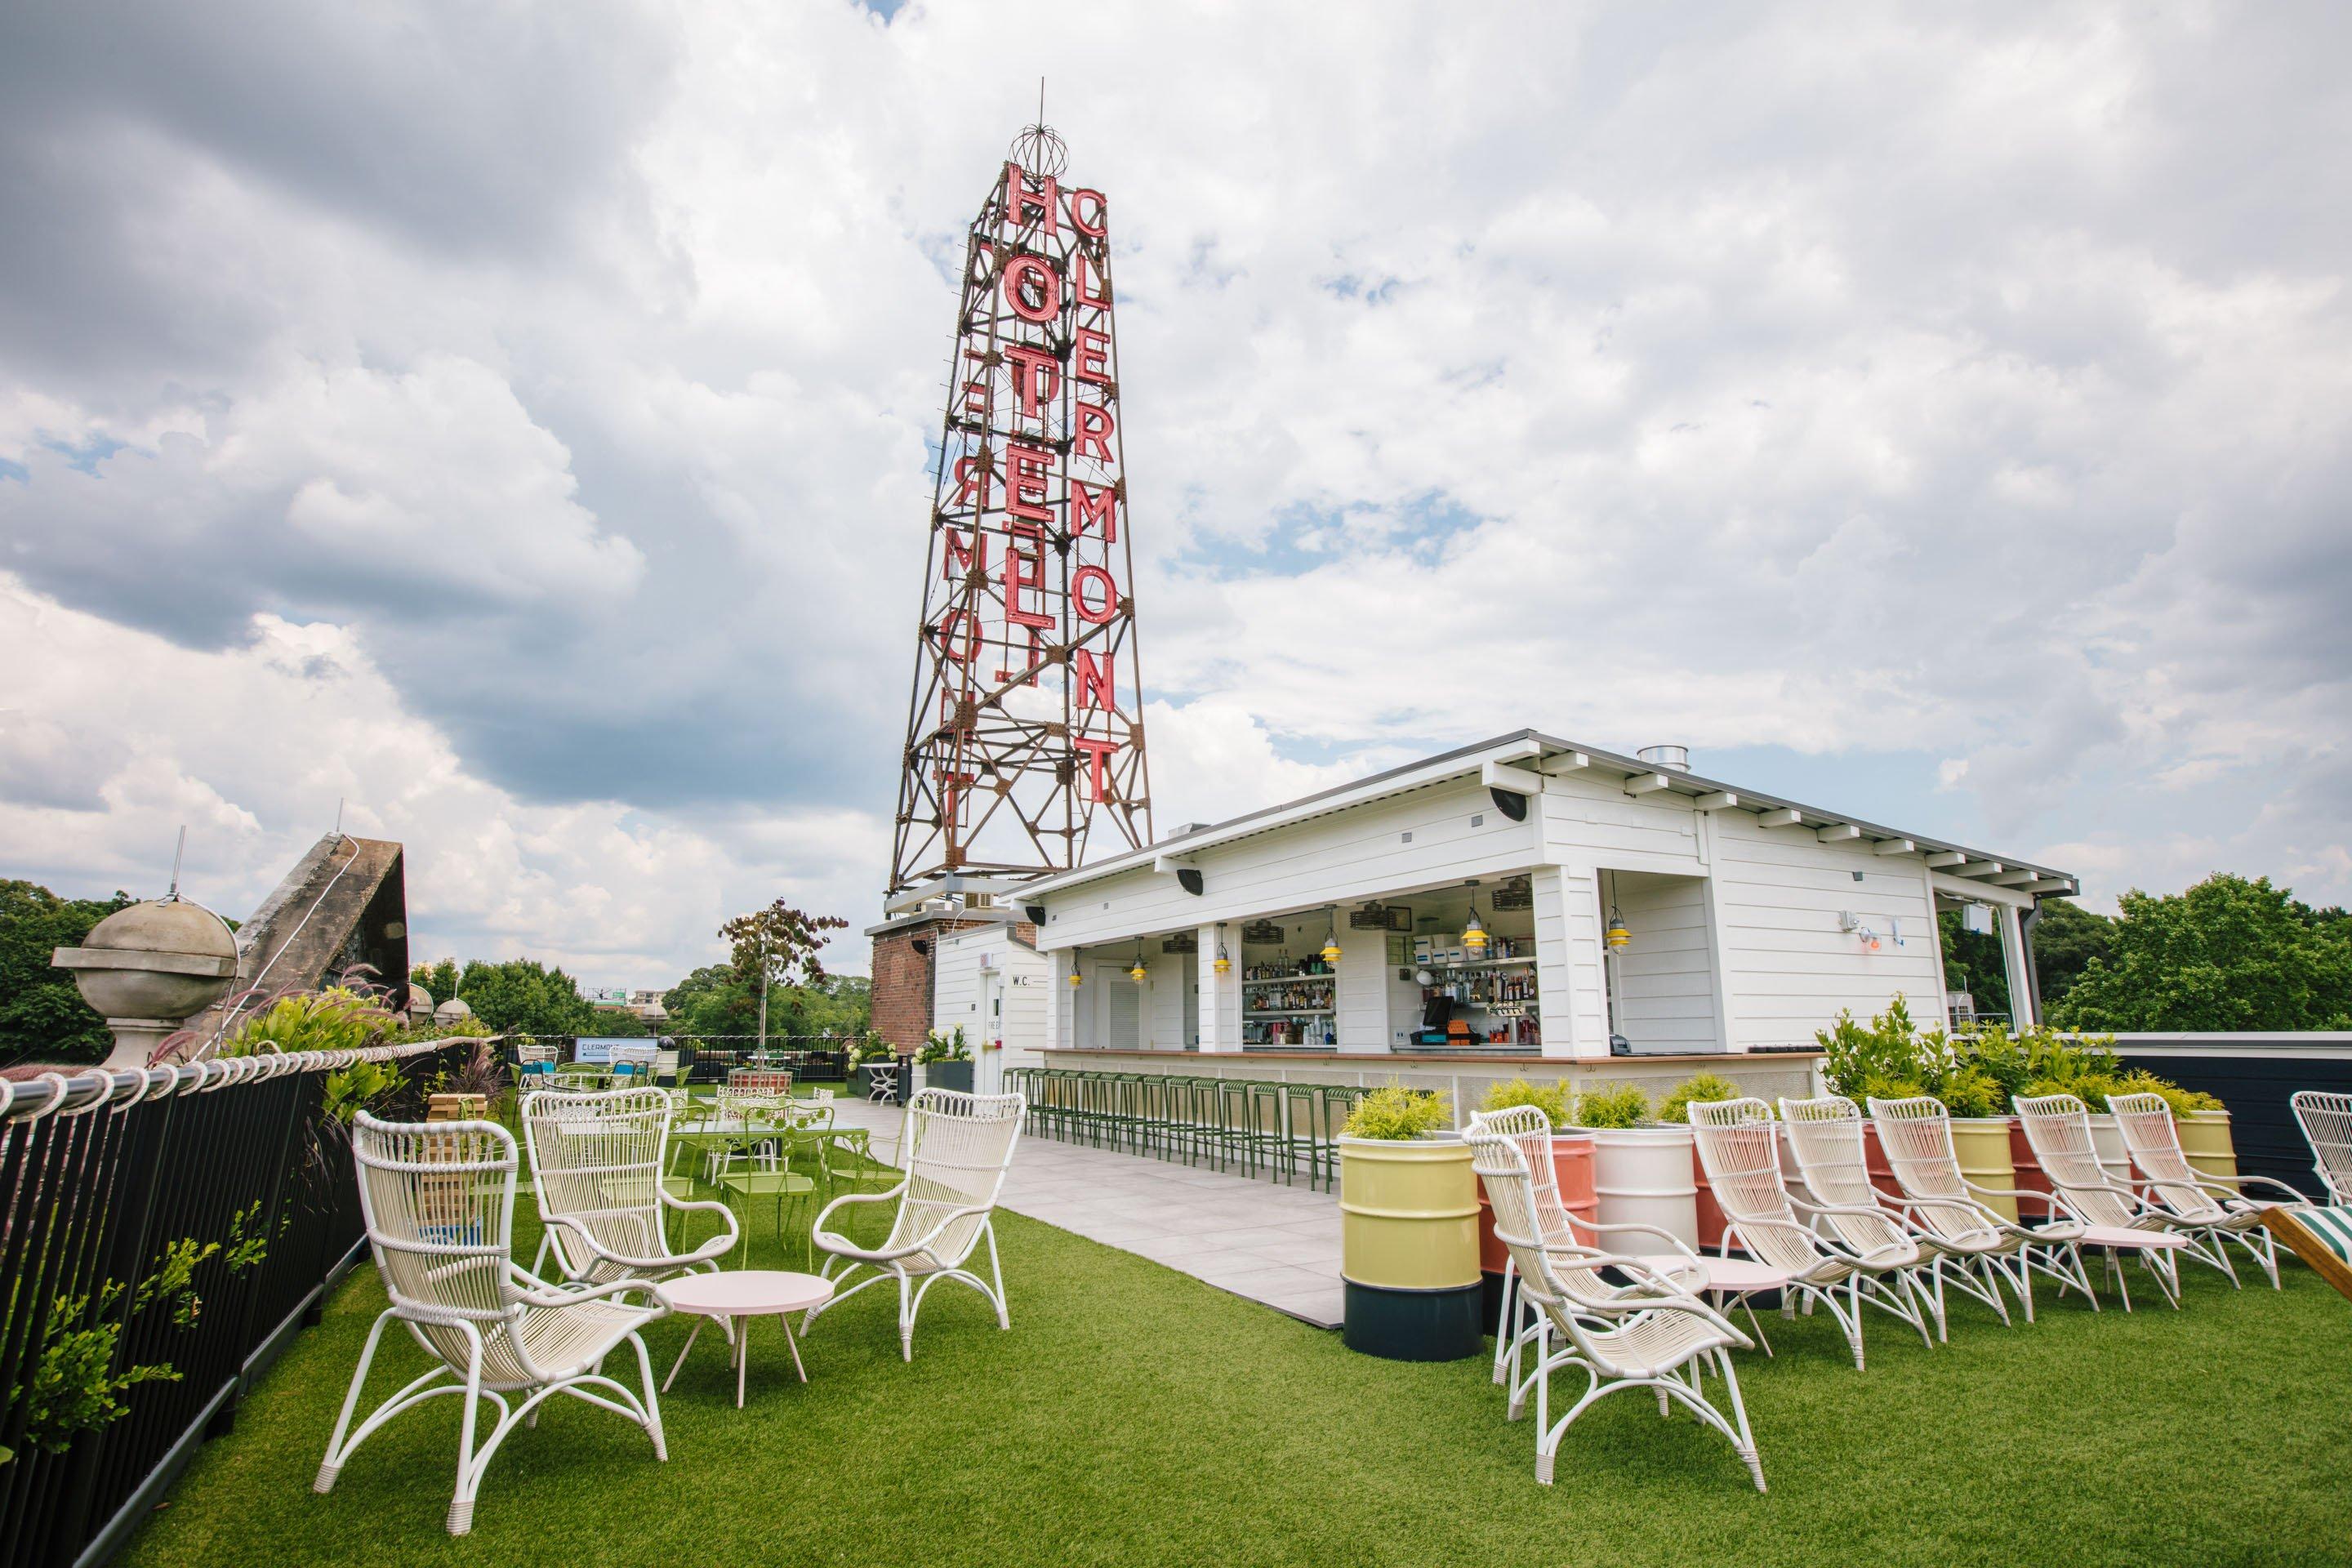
[868,916,996,1051]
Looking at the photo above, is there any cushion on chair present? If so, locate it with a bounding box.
[2261,1205,2352,1302]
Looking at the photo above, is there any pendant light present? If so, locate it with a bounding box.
[1463,885,1490,955]
[1213,923,1232,975]
[1605,905,1632,951]
[1067,953,1085,987]
[1129,938,1148,983]
[1319,909,1342,967]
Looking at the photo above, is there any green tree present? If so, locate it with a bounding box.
[455,958,599,1039]
[717,901,849,1052]
[1936,909,2010,1019]
[1,880,131,1066]
[2051,873,2352,1031]
[662,963,867,1042]
[407,958,460,1004]
[2029,898,2114,1011]
[580,1006,655,1038]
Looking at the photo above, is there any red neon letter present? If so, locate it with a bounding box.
[934,610,980,662]
[1005,163,1058,236]
[1004,343,1062,419]
[1073,327,1111,388]
[1005,440,1054,523]
[1074,736,1119,801]
[1066,188,1107,238]
[1074,647,1116,710]
[1000,254,1061,323]
[1004,546,1053,630]
[942,528,991,581]
[1071,564,1119,624]
[1072,401,1115,462]
[1071,481,1116,541]
[1074,251,1110,310]
[952,451,993,510]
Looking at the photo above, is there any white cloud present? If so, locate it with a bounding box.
[2,0,2350,987]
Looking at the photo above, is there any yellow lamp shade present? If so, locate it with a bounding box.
[1321,938,1342,964]
[1067,970,1084,987]
[1213,956,1231,974]
[1605,921,1631,951]
[1463,920,1489,951]
[1129,962,1148,982]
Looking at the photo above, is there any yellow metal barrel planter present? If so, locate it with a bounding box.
[1339,1134,1483,1361]
[2177,1108,2239,1183]
[1949,1118,2020,1223]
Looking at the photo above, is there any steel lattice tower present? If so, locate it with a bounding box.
[887,124,1153,896]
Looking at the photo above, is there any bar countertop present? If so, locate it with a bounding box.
[1036,1047,1824,1068]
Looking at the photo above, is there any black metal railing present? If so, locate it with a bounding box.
[0,1039,468,1568]
[660,1036,858,1085]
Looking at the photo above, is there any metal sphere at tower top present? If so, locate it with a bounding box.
[1009,121,1067,179]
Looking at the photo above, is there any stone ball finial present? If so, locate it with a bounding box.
[52,898,240,1069]
[434,996,475,1024]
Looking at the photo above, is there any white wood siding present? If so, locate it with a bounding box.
[1038,782,1536,948]
[1607,872,1721,1052]
[1709,811,1944,1050]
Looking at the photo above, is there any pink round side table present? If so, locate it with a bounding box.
[657,1269,836,1408]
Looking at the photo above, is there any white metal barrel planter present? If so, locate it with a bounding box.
[1589,1125,1700,1250]
[2086,1113,2132,1186]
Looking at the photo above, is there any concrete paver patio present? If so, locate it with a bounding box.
[829,1097,1344,1327]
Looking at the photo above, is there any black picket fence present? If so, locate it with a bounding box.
[0,1040,470,1568]
[664,1036,858,1085]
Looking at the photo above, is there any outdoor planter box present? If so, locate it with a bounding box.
[1339,1133,1481,1361]
[1949,1118,2021,1223]
[1476,1133,1597,1328]
[918,1059,974,1094]
[2178,1107,2238,1183]
[1590,1125,1699,1251]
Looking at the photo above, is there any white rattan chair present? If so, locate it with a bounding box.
[802,1089,1022,1360]
[2110,1091,2299,1289]
[1471,1106,1750,1404]
[2012,1094,2192,1310]
[1865,1094,2096,1321]
[1780,1094,2007,1339]
[522,1086,739,1287]
[2291,1091,2352,1205]
[318,1113,669,1536]
[1464,1122,1764,1490]
[1689,1098,1936,1369]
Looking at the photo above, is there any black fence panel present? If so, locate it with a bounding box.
[0,1040,466,1568]
[2114,1040,2352,1199]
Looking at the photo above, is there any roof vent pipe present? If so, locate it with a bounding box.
[1637,744,1690,773]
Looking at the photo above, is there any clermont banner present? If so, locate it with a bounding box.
[889,130,1153,893]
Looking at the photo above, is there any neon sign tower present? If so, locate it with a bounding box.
[887,122,1153,897]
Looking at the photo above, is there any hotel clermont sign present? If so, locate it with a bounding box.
[889,124,1153,895]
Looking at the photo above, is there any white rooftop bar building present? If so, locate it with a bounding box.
[932,731,2076,1106]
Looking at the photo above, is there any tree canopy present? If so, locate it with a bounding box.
[0,880,131,1066]
[662,964,867,1040]
[452,957,599,1039]
[2051,873,2352,1031]
[408,958,460,1006]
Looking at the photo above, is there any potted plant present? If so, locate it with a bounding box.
[1338,1085,1481,1361]
[1581,1081,1702,1250]
[915,1027,974,1094]
[2115,1072,2236,1180]
[1472,1080,1596,1321]
[1659,1072,1742,1249]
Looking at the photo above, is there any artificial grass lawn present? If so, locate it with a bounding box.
[123,1183,2349,1568]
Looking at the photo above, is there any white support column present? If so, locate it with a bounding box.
[1334,924,1388,1054]
[1196,923,1243,1053]
[1998,903,2038,1028]
[1044,953,1070,1052]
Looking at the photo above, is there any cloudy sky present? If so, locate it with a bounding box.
[4,2,2348,987]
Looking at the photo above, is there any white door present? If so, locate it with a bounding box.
[1099,964,1142,1050]
[976,971,1002,1094]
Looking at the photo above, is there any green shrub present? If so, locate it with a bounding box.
[1343,1085,1451,1140]
[1936,1064,2005,1119]
[1656,1071,1742,1127]
[1481,1077,1572,1126]
[915,1027,970,1065]
[223,987,398,1058]
[2109,1069,2224,1116]
[1575,1081,1650,1129]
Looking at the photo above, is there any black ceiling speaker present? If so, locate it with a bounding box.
[1489,786,1530,822]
